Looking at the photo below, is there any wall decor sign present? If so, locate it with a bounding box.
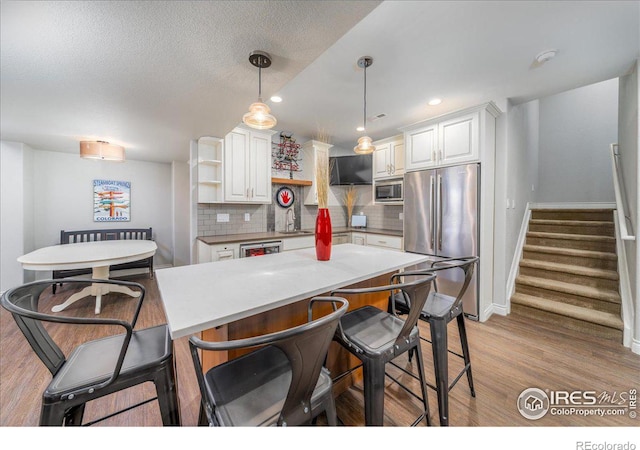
[276,186,294,208]
[93,179,130,222]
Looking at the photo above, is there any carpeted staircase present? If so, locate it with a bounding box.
[511,208,623,342]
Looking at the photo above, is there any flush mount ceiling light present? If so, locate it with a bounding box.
[535,49,557,64]
[242,50,277,130]
[270,95,282,103]
[354,56,376,155]
[79,141,125,161]
[428,98,442,106]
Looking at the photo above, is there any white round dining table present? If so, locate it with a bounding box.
[17,240,157,314]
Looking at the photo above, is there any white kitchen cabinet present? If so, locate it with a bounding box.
[373,135,404,179]
[197,137,224,203]
[197,241,237,263]
[301,140,333,205]
[402,103,500,171]
[281,235,315,251]
[224,127,275,203]
[351,232,366,246]
[365,233,403,251]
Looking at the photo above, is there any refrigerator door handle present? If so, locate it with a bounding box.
[430,175,435,248]
[438,173,443,251]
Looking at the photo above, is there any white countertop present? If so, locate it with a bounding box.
[17,240,157,271]
[156,244,429,339]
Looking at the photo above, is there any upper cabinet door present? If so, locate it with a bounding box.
[250,131,272,203]
[438,112,479,165]
[391,141,404,175]
[405,124,438,171]
[373,135,404,180]
[224,129,250,202]
[373,142,391,178]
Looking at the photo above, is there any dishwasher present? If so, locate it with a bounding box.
[239,241,282,258]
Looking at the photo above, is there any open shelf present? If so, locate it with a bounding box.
[271,177,312,186]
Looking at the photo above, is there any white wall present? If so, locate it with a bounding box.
[171,159,191,267]
[537,78,618,202]
[1,142,29,291]
[506,100,540,263]
[618,60,639,352]
[28,150,174,272]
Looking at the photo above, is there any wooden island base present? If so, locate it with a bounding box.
[200,272,394,395]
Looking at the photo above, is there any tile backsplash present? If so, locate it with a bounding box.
[197,185,403,237]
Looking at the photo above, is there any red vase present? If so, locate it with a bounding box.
[315,208,332,261]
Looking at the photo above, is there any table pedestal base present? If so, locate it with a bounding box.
[51,266,141,314]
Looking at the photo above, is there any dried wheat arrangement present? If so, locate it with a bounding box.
[343,185,358,225]
[316,157,333,209]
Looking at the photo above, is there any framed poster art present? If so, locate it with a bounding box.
[93,179,130,222]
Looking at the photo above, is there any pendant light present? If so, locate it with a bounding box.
[242,50,277,130]
[354,56,375,155]
[79,141,125,161]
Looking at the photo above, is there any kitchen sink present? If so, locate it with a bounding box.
[278,230,314,235]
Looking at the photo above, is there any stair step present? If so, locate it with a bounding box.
[526,231,616,252]
[531,209,614,222]
[511,293,623,331]
[519,259,619,291]
[519,259,619,280]
[522,245,616,260]
[528,219,614,236]
[515,275,621,304]
[523,245,618,270]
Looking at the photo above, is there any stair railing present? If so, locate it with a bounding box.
[610,144,635,241]
[610,143,634,348]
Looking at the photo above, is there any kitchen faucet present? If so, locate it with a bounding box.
[285,207,295,232]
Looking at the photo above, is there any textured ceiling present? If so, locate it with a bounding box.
[1,1,639,163]
[0,0,381,162]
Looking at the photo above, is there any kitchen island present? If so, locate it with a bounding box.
[156,244,429,375]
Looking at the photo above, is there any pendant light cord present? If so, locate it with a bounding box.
[258,66,262,100]
[363,64,367,131]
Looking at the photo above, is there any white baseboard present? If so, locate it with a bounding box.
[483,303,509,320]
[632,339,640,355]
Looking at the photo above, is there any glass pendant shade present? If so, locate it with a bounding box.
[353,135,375,155]
[79,141,125,161]
[242,100,277,130]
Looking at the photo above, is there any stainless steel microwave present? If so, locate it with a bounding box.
[374,179,403,203]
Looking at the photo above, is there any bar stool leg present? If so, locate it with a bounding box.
[363,358,386,426]
[456,314,475,397]
[413,341,432,426]
[429,317,449,426]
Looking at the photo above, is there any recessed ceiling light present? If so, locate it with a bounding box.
[535,49,557,64]
[356,126,365,132]
[270,95,282,103]
[428,98,442,106]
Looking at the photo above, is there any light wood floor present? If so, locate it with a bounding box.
[1,276,639,430]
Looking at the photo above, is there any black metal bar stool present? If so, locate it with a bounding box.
[330,272,436,426]
[1,279,180,426]
[393,256,479,426]
[189,296,348,426]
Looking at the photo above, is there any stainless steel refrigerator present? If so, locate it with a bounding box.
[403,163,479,319]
